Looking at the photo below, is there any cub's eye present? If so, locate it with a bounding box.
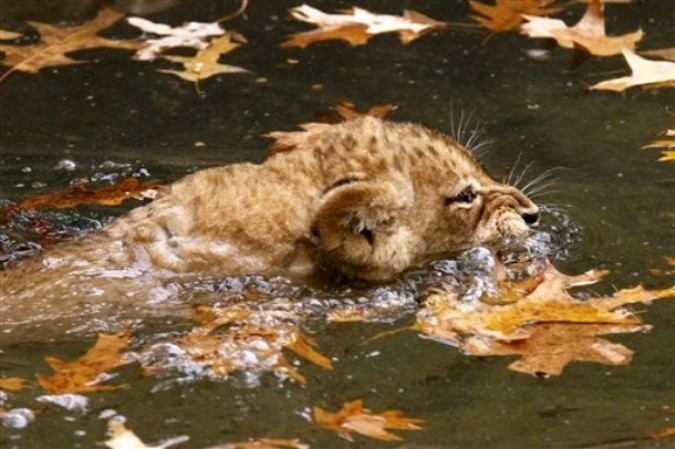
[446,187,476,205]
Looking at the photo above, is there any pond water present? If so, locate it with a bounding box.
[1,0,673,448]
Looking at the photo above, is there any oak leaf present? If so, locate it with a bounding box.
[470,0,563,36]
[0,377,28,391]
[521,0,643,56]
[642,130,675,162]
[159,31,250,84]
[105,419,189,449]
[127,17,225,61]
[282,5,447,48]
[313,399,423,441]
[590,49,675,91]
[37,331,132,394]
[19,177,162,209]
[0,9,139,83]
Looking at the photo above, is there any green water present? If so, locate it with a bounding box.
[1,0,673,448]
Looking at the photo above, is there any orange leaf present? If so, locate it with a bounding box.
[313,399,423,441]
[470,0,563,36]
[37,331,132,394]
[0,377,28,391]
[19,178,162,209]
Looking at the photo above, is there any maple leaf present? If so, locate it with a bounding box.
[282,5,447,48]
[208,438,308,449]
[470,0,563,37]
[265,101,396,153]
[159,31,250,85]
[105,419,189,449]
[0,377,28,391]
[416,260,675,375]
[313,399,423,441]
[19,178,162,209]
[127,17,226,61]
[590,49,675,92]
[36,331,132,394]
[0,9,139,83]
[521,0,643,56]
[642,129,675,162]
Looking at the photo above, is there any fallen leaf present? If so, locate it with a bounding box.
[416,260,675,375]
[0,30,22,40]
[0,377,28,391]
[641,47,675,62]
[464,322,645,376]
[0,9,139,82]
[36,331,132,394]
[127,17,225,61]
[470,0,563,37]
[105,419,189,449]
[642,129,675,162]
[590,49,675,91]
[313,399,423,441]
[646,425,675,439]
[19,178,162,209]
[265,101,396,153]
[207,438,308,449]
[282,5,447,48]
[650,256,675,276]
[521,0,643,56]
[159,31,250,84]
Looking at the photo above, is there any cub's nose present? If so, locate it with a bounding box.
[521,211,539,225]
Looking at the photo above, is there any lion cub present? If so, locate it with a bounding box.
[0,117,538,340]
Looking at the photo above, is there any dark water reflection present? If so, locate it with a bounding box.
[1,0,674,447]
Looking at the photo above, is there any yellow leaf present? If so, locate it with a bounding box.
[37,331,132,394]
[313,399,423,441]
[590,49,675,91]
[0,29,22,40]
[521,0,642,56]
[0,9,139,82]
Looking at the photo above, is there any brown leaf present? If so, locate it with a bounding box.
[282,5,446,49]
[160,31,250,84]
[470,0,563,36]
[0,9,139,82]
[313,399,423,441]
[19,178,162,209]
[0,377,28,391]
[464,322,645,376]
[590,49,675,92]
[521,0,643,56]
[641,47,675,62]
[208,438,308,449]
[37,331,132,394]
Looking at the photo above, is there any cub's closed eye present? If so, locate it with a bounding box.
[446,187,476,205]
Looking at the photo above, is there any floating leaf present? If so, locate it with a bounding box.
[470,0,563,37]
[19,178,162,209]
[282,5,447,48]
[641,47,675,62]
[36,331,132,394]
[0,30,22,40]
[590,49,675,91]
[105,419,189,449]
[0,377,28,391]
[521,0,643,56]
[313,399,423,441]
[642,129,675,162]
[0,9,139,82]
[207,438,308,449]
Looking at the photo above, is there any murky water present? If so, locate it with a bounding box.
[1,0,673,448]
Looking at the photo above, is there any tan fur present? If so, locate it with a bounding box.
[0,117,538,341]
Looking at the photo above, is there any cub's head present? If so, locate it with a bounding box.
[309,116,540,281]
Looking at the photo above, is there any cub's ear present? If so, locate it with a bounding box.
[311,180,411,248]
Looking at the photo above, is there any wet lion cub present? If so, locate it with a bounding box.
[0,117,538,340]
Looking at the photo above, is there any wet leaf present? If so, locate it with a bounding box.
[590,49,675,91]
[282,5,447,48]
[641,47,675,62]
[416,260,675,375]
[470,0,563,36]
[0,9,139,82]
[19,178,162,209]
[36,331,132,394]
[265,101,396,153]
[207,438,308,449]
[642,130,675,162]
[646,425,675,440]
[127,17,225,61]
[0,377,28,391]
[159,31,250,84]
[0,30,22,40]
[313,399,423,441]
[521,0,643,56]
[105,419,189,449]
